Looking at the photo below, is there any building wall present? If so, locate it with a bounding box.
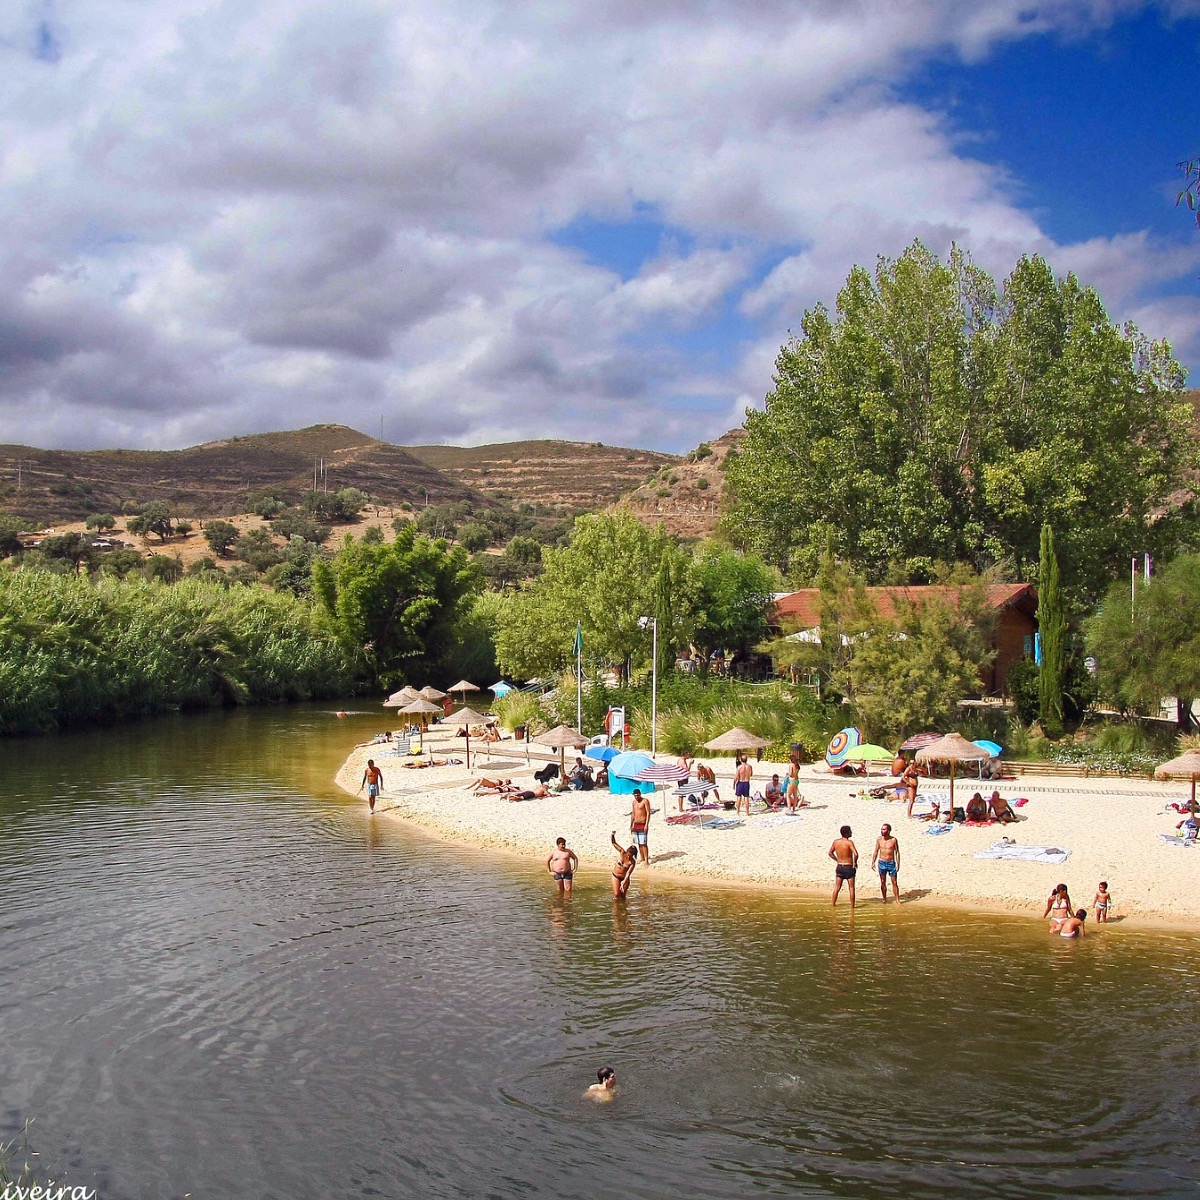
[991,607,1036,694]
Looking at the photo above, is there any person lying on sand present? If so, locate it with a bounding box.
[508,785,551,801]
[469,777,515,793]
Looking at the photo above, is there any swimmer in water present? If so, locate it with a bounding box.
[584,1066,617,1102]
[1050,908,1087,938]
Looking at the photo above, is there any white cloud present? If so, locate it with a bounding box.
[0,0,1193,453]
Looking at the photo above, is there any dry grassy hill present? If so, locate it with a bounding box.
[0,426,484,526]
[617,428,742,539]
[406,439,678,515]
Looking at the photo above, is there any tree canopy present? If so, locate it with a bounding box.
[312,523,481,687]
[723,242,1193,607]
[1086,554,1200,729]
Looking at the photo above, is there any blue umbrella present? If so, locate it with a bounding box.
[491,680,513,697]
[608,751,655,780]
[586,745,618,763]
[973,739,1002,758]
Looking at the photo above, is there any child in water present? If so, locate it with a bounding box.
[1093,881,1112,922]
[585,1066,617,1103]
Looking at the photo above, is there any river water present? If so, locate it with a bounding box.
[2,704,1199,1199]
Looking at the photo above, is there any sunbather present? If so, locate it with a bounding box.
[470,777,515,793]
[965,792,989,821]
[989,790,1018,823]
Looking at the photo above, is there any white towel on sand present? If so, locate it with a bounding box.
[974,840,1071,864]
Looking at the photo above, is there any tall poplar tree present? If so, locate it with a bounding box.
[1037,523,1066,737]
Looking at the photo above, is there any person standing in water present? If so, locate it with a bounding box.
[359,759,384,813]
[610,832,636,898]
[829,825,859,908]
[546,837,579,895]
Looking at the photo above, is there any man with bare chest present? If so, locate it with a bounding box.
[828,825,858,908]
[872,824,900,903]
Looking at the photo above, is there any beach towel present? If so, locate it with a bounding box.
[700,817,743,830]
[1158,833,1196,848]
[754,812,803,830]
[924,823,955,835]
[974,840,1071,864]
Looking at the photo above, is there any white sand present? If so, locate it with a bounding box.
[338,728,1200,928]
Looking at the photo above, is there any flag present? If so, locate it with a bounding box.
[573,622,583,656]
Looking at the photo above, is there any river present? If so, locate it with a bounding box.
[1,704,1198,1199]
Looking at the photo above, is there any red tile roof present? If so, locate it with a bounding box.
[771,583,1036,628]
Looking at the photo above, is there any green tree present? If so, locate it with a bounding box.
[38,532,96,575]
[85,513,116,533]
[685,542,777,671]
[204,520,240,558]
[311,523,481,686]
[127,501,173,542]
[143,553,183,583]
[840,582,994,744]
[1178,155,1200,230]
[489,513,684,682]
[0,514,29,557]
[1086,555,1200,729]
[724,242,1194,605]
[233,528,282,573]
[1037,524,1066,736]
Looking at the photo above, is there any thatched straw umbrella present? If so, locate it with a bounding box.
[1155,748,1200,810]
[419,685,448,702]
[399,697,443,750]
[383,686,421,708]
[915,732,989,808]
[534,724,588,778]
[448,679,479,697]
[447,706,491,768]
[704,727,770,754]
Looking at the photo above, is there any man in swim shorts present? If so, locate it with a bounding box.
[630,788,651,865]
[733,754,753,817]
[872,823,900,903]
[546,837,579,895]
[829,825,859,908]
[359,759,384,813]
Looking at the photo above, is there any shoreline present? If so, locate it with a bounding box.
[337,727,1200,932]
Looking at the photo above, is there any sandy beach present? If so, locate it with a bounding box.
[338,726,1200,929]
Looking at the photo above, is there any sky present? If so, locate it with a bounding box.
[1,0,1198,454]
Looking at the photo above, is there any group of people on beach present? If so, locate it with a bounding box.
[827,824,900,908]
[1042,880,1113,936]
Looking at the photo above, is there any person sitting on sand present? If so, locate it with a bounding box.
[764,774,785,811]
[918,802,940,822]
[610,831,636,898]
[1044,883,1073,920]
[585,1066,617,1102]
[1050,908,1087,938]
[988,790,1018,824]
[965,792,989,821]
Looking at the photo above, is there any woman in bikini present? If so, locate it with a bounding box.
[786,758,804,812]
[610,831,636,898]
[1043,883,1073,921]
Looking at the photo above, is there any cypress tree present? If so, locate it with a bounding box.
[1037,523,1067,737]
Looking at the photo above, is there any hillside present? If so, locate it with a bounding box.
[0,426,485,526]
[406,439,678,514]
[616,428,742,539]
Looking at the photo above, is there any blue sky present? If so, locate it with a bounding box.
[0,0,1197,453]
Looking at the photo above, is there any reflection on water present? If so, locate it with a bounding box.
[1,705,1199,1198]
